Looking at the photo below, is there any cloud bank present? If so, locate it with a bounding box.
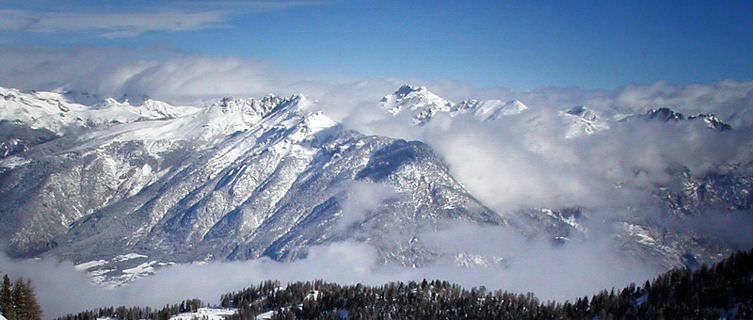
[0,223,662,319]
[0,1,328,38]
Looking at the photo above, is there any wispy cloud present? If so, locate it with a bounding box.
[0,1,327,38]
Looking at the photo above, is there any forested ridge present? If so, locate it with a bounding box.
[59,247,753,319]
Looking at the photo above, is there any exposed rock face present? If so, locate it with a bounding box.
[0,85,749,286]
[0,87,501,285]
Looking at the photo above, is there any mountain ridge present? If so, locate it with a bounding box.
[0,84,748,287]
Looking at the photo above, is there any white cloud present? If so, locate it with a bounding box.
[0,1,328,38]
[0,9,228,38]
[1,223,663,319]
[335,181,397,230]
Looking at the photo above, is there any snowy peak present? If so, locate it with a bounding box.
[560,106,609,138]
[498,99,528,116]
[393,84,421,99]
[566,106,599,122]
[380,85,453,124]
[636,107,731,130]
[190,94,320,140]
[210,95,285,116]
[0,86,199,134]
[451,99,528,120]
[645,107,685,122]
[204,95,285,125]
[688,113,732,131]
[473,99,528,120]
[381,85,529,124]
[0,86,328,144]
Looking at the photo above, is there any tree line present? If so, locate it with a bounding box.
[0,273,42,320]
[56,299,202,320]
[59,247,753,319]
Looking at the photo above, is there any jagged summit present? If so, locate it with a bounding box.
[646,107,685,122]
[689,113,731,131]
[208,94,310,117]
[185,94,319,141]
[460,99,529,120]
[559,105,609,138]
[0,86,499,286]
[380,84,453,124]
[633,107,732,130]
[566,106,599,122]
[381,85,530,124]
[393,84,422,99]
[0,86,200,134]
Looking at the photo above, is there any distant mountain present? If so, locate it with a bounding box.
[380,85,453,125]
[379,85,750,268]
[0,87,199,135]
[623,107,732,131]
[380,85,733,137]
[380,85,528,124]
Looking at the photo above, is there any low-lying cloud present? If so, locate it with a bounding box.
[0,222,663,319]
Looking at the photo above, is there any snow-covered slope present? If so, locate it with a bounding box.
[0,87,199,135]
[626,107,733,130]
[0,84,747,286]
[380,85,453,125]
[381,85,733,139]
[0,87,501,285]
[380,85,529,124]
[378,84,749,269]
[169,308,237,320]
[559,106,610,138]
[452,99,528,120]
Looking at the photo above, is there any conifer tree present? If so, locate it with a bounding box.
[18,279,41,320]
[0,275,13,320]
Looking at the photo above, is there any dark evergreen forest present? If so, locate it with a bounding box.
[58,247,753,319]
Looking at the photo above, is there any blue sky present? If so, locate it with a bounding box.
[1,0,752,89]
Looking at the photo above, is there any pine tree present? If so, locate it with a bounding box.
[8,278,41,320]
[19,279,41,320]
[0,275,13,320]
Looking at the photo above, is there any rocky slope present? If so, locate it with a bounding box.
[0,87,501,286]
[0,84,750,286]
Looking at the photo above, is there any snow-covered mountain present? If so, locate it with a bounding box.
[0,87,200,135]
[380,85,529,124]
[0,84,748,286]
[380,85,608,139]
[559,105,611,138]
[452,99,528,120]
[380,85,454,125]
[380,85,734,139]
[379,84,749,268]
[0,86,501,286]
[626,107,733,131]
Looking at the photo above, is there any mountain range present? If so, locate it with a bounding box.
[0,84,750,287]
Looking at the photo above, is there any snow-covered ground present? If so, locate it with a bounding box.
[169,307,237,320]
[255,310,276,320]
